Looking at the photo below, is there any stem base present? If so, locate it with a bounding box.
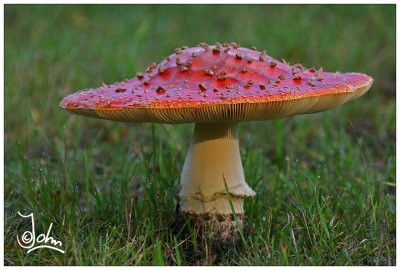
[171,208,248,264]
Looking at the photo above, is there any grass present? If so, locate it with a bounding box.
[4,4,396,266]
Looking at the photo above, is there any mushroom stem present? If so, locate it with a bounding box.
[179,122,255,215]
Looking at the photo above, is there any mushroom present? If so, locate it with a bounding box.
[60,42,373,246]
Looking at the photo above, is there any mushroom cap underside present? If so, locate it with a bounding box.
[60,43,373,124]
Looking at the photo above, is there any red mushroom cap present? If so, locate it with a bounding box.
[60,42,373,123]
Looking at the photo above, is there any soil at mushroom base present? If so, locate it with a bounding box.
[60,42,373,254]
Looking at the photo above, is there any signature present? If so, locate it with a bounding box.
[16,212,65,254]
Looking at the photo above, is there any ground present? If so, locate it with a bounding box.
[4,4,396,266]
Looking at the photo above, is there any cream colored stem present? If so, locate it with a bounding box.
[179,122,255,214]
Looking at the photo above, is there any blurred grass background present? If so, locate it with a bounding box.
[4,4,395,266]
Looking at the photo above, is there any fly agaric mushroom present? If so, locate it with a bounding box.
[60,42,373,245]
